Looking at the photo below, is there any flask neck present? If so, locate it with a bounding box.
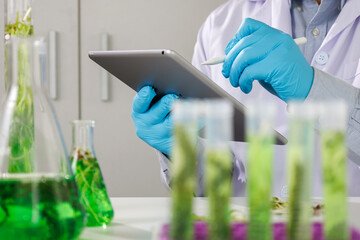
[5,38,46,91]
[5,0,33,38]
[72,120,95,151]
[6,0,31,21]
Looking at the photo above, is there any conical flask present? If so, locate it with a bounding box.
[0,38,85,239]
[70,120,114,227]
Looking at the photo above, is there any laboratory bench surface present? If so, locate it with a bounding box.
[79,197,360,240]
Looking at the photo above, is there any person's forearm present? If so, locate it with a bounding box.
[305,68,360,165]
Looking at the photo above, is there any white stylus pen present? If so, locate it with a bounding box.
[201,37,307,65]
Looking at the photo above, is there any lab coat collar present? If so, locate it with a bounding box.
[248,0,347,8]
[249,0,292,35]
[341,0,347,9]
[247,0,356,40]
[249,0,290,4]
[325,0,360,42]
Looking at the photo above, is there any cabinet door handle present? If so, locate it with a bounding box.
[49,30,57,100]
[101,32,110,102]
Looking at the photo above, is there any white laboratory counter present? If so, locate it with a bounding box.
[79,197,360,240]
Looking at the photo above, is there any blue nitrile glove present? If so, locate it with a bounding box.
[222,18,314,103]
[131,86,179,156]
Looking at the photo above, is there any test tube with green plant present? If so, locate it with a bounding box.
[4,0,34,173]
[205,100,233,240]
[246,102,275,240]
[319,101,349,240]
[287,102,315,240]
[169,100,198,240]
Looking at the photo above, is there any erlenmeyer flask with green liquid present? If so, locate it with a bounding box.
[0,38,85,239]
[70,120,114,227]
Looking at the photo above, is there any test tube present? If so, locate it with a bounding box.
[6,0,32,23]
[287,102,316,240]
[319,101,349,240]
[246,101,275,240]
[170,99,199,240]
[204,100,233,240]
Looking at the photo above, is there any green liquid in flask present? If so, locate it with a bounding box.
[0,174,85,240]
[71,148,114,227]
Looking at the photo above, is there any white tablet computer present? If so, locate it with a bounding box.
[88,49,287,144]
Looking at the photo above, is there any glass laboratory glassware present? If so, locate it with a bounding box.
[5,0,33,90]
[5,0,33,38]
[246,101,275,240]
[319,101,349,240]
[204,100,233,240]
[5,4,34,173]
[287,102,316,240]
[0,38,85,239]
[70,120,114,227]
[170,99,199,240]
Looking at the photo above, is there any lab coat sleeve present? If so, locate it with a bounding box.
[305,68,360,165]
[155,138,207,196]
[156,151,173,192]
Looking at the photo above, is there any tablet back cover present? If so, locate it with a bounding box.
[89,49,287,145]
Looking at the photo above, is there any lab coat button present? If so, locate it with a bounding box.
[315,51,329,65]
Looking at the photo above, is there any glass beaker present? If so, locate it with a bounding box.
[319,101,349,240]
[0,38,85,239]
[287,102,316,240]
[170,99,199,240]
[70,120,114,227]
[204,100,233,240]
[246,101,275,240]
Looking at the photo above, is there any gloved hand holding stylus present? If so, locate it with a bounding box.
[132,86,178,156]
[222,18,314,102]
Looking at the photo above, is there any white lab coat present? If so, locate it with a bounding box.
[189,0,360,196]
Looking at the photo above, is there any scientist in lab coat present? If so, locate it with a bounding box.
[131,0,360,196]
